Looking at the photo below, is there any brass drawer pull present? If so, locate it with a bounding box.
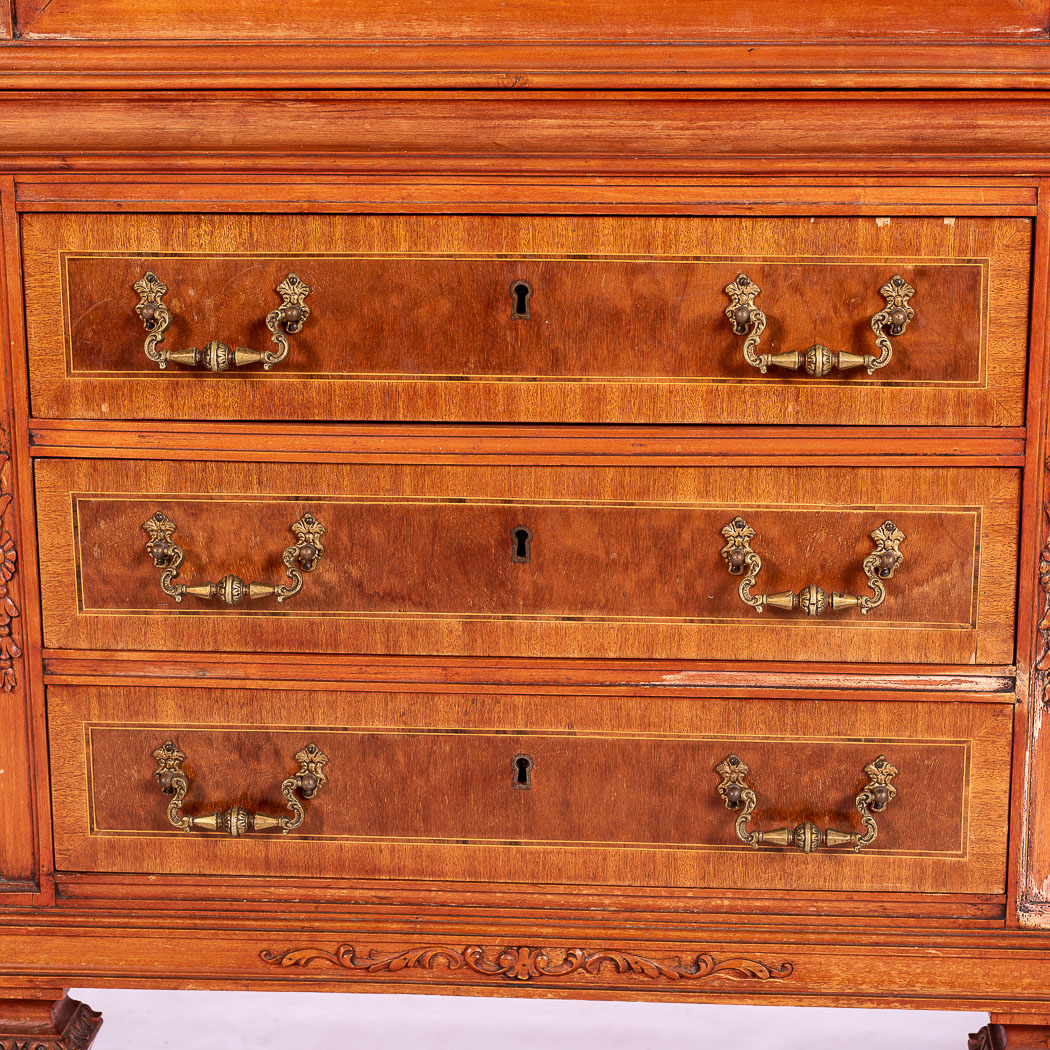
[715,753,898,854]
[720,516,904,615]
[724,273,915,377]
[133,270,311,371]
[142,511,325,604]
[152,739,328,836]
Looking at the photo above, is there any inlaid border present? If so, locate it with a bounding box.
[59,250,990,390]
[69,492,983,631]
[82,721,972,859]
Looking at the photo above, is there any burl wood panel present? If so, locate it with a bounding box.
[22,213,1031,426]
[34,459,1020,664]
[46,685,1013,895]
[13,0,1049,41]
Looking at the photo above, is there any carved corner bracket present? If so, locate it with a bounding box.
[0,995,102,1050]
[260,943,793,984]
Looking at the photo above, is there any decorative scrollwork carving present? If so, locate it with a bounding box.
[1036,495,1050,696]
[260,943,793,983]
[0,997,102,1050]
[967,1025,1012,1050]
[61,1003,103,1050]
[0,456,22,692]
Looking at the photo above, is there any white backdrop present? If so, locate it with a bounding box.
[71,989,986,1049]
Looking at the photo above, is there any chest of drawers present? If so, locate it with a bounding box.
[1,4,1050,1048]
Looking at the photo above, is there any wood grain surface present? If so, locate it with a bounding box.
[13,0,1049,42]
[0,178,37,895]
[22,212,1031,425]
[47,684,1013,895]
[6,44,1050,91]
[3,94,1050,179]
[13,178,1040,215]
[34,459,1020,664]
[25,421,1027,468]
[13,920,1050,1010]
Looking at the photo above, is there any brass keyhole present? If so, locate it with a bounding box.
[513,753,534,790]
[511,526,532,563]
[510,280,533,320]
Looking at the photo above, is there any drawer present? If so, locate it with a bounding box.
[23,212,1030,426]
[47,685,1012,895]
[35,459,1019,664]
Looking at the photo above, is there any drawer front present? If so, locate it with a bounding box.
[35,459,1019,664]
[47,685,1012,895]
[23,213,1030,425]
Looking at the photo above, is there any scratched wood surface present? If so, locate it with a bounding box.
[21,212,1031,425]
[12,0,1050,41]
[33,458,1020,664]
[46,684,1013,895]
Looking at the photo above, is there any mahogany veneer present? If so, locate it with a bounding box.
[33,458,1019,662]
[20,212,1030,425]
[3,3,1050,1048]
[46,685,1011,894]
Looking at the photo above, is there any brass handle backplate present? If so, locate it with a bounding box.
[153,739,328,836]
[724,272,915,377]
[134,270,311,371]
[142,511,326,604]
[720,516,905,616]
[715,753,898,853]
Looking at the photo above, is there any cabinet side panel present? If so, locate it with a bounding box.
[0,180,34,889]
[1016,182,1050,926]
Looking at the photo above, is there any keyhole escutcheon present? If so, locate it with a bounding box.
[510,280,533,320]
[511,526,532,563]
[513,753,534,790]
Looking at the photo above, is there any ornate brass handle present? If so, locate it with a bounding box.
[720,516,904,615]
[724,272,915,377]
[133,270,310,371]
[152,739,328,836]
[715,753,898,853]
[142,511,325,604]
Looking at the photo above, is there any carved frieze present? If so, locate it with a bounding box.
[261,943,793,983]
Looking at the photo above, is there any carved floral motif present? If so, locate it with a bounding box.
[1037,495,1050,690]
[260,943,793,983]
[0,456,21,691]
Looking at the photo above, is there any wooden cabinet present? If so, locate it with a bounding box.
[1,9,1050,1050]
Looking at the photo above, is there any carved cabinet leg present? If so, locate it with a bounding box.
[0,991,102,1050]
[970,1015,1050,1049]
